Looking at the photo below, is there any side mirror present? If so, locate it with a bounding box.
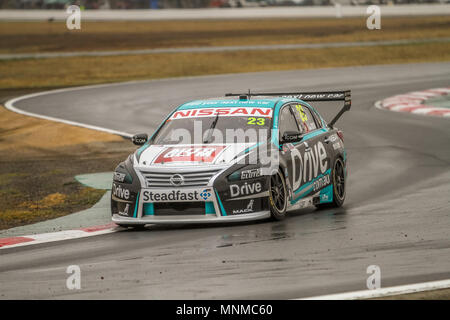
[132,133,148,146]
[280,131,303,144]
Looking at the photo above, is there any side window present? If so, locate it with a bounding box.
[279,106,299,135]
[310,109,323,128]
[292,104,318,133]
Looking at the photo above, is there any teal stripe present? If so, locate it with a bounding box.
[215,190,227,216]
[137,144,149,157]
[143,203,154,215]
[133,192,140,218]
[205,201,216,215]
[243,141,264,154]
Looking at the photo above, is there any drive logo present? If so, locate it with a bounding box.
[154,146,226,163]
[290,141,328,191]
[112,183,130,200]
[230,182,262,198]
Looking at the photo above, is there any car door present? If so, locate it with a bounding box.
[278,104,306,201]
[289,103,331,198]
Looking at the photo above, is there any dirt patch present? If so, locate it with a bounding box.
[0,104,135,230]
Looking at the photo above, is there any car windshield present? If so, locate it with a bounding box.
[151,107,273,145]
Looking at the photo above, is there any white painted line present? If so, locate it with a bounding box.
[299,279,450,300]
[4,90,133,138]
[2,73,250,136]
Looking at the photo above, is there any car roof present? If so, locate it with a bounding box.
[177,97,307,111]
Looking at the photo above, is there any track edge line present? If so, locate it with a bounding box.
[298,279,450,300]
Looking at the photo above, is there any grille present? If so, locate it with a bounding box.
[154,202,205,216]
[140,169,222,188]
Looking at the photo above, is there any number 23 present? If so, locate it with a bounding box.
[247,117,265,125]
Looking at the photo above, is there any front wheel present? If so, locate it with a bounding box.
[269,169,288,220]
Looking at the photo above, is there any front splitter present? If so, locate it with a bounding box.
[112,211,271,225]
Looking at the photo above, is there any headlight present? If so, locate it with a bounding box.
[227,167,262,181]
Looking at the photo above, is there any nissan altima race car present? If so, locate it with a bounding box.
[111,90,350,227]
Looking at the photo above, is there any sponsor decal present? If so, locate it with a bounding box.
[283,93,346,100]
[142,188,212,202]
[170,107,273,120]
[169,173,185,186]
[328,134,338,143]
[332,142,342,150]
[133,137,147,144]
[154,146,226,163]
[232,199,254,214]
[112,183,130,200]
[113,172,126,183]
[241,168,262,180]
[230,182,262,198]
[283,132,302,142]
[313,174,331,192]
[199,189,212,201]
[290,141,328,191]
[320,193,329,201]
[119,203,130,216]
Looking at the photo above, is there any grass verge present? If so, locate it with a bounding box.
[1,42,449,90]
[1,16,449,54]
[0,106,135,230]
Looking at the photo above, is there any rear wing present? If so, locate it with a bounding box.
[225,90,351,128]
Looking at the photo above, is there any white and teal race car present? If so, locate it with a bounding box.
[111,90,350,227]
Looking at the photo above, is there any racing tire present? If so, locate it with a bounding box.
[269,169,288,220]
[316,157,346,209]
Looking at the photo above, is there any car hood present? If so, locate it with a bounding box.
[135,143,259,168]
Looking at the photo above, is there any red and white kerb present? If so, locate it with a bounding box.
[377,88,450,118]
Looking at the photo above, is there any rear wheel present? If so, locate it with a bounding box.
[269,169,288,220]
[332,158,346,207]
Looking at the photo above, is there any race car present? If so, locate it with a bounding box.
[111,90,350,227]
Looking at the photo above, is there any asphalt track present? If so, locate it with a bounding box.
[1,62,449,299]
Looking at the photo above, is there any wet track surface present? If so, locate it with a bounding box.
[1,62,449,299]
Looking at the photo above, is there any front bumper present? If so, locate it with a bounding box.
[112,210,270,225]
[111,162,271,225]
